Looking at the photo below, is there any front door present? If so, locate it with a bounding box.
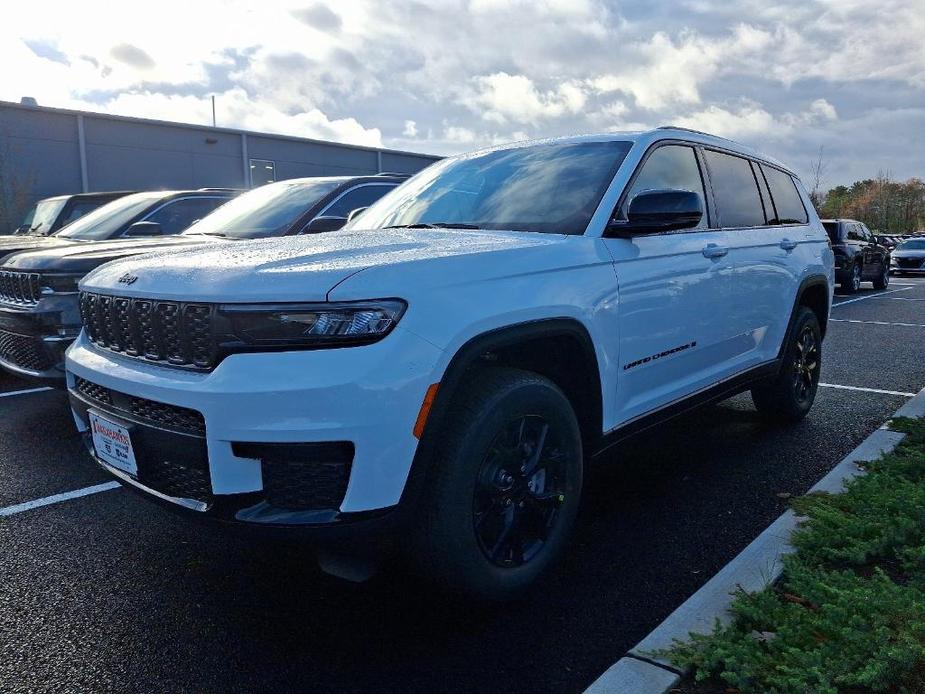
[602,143,734,424]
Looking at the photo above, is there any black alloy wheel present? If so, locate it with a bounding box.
[791,324,820,407]
[473,415,568,567]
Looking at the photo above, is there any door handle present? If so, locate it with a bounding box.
[780,238,798,251]
[702,243,728,259]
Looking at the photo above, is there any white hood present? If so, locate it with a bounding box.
[79,228,573,302]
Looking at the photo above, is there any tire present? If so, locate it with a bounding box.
[411,367,583,602]
[873,262,890,290]
[840,262,862,293]
[751,306,822,422]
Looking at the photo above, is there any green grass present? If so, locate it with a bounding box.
[666,417,925,693]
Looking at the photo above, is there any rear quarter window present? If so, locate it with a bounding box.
[822,221,840,243]
[761,165,809,224]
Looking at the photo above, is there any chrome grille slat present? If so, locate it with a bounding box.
[0,271,41,306]
[79,291,216,370]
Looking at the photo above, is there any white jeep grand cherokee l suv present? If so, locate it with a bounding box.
[66,128,834,600]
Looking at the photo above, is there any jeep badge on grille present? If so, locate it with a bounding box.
[118,273,138,285]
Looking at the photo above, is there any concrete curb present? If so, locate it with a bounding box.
[585,385,925,694]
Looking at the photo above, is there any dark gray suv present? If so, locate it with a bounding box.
[822,218,891,293]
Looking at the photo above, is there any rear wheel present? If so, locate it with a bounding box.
[412,368,583,602]
[840,262,862,293]
[752,306,822,422]
[873,262,890,290]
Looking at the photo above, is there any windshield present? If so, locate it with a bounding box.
[897,239,925,250]
[57,192,167,240]
[348,140,633,235]
[20,198,67,235]
[184,178,346,239]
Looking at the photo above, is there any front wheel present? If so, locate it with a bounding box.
[840,262,862,294]
[412,368,583,602]
[752,306,822,422]
[873,262,890,290]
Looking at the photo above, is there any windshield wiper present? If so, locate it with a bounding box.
[384,222,480,230]
[186,231,228,237]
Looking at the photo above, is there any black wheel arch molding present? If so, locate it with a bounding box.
[396,317,604,519]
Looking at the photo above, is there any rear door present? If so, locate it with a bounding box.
[844,222,866,270]
[858,223,886,277]
[696,150,796,372]
[602,142,733,422]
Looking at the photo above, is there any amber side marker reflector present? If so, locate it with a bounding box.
[413,383,440,439]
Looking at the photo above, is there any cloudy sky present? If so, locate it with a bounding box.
[3,0,923,187]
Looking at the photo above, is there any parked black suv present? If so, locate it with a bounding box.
[0,189,236,264]
[822,218,891,293]
[0,174,406,383]
[10,191,135,236]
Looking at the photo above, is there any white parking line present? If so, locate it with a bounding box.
[0,481,121,518]
[830,318,925,328]
[819,383,916,398]
[0,386,54,399]
[832,287,914,307]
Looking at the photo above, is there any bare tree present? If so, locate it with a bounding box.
[808,146,827,209]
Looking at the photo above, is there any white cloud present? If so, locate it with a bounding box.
[403,119,418,137]
[674,98,838,140]
[466,72,587,125]
[69,89,383,147]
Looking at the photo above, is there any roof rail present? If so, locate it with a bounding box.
[656,125,727,138]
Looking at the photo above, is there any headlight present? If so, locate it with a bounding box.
[40,273,83,295]
[217,299,407,348]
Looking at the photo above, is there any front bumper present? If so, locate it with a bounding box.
[0,296,80,383]
[65,327,445,525]
[892,259,925,273]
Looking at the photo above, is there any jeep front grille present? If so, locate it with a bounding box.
[0,271,41,306]
[79,292,216,369]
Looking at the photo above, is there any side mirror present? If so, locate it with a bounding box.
[606,189,703,237]
[346,207,368,224]
[305,215,348,234]
[124,221,163,237]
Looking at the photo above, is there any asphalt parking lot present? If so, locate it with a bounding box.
[3,277,925,694]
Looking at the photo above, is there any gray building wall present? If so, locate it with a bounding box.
[0,101,440,230]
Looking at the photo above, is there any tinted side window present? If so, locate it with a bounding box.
[761,165,809,224]
[322,184,396,218]
[703,150,765,228]
[61,200,104,226]
[143,197,228,235]
[846,223,864,242]
[623,145,707,229]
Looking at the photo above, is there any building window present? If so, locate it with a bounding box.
[249,159,276,187]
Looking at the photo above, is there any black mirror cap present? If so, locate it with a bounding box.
[346,207,369,224]
[607,189,703,237]
[124,221,163,237]
[305,215,348,233]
